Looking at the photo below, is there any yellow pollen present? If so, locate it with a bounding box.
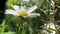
[17,11,28,16]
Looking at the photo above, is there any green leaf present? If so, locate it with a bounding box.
[3,32,16,34]
[0,19,6,34]
[6,0,17,9]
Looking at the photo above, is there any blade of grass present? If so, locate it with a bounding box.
[0,19,6,34]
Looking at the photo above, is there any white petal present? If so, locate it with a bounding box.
[50,23,56,29]
[5,9,17,16]
[11,5,20,11]
[28,13,40,17]
[28,5,37,13]
[20,6,27,11]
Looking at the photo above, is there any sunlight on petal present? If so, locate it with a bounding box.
[28,13,40,17]
[50,23,56,29]
[11,5,20,11]
[28,5,37,13]
[5,9,17,16]
[20,6,27,11]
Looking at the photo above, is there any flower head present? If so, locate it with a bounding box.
[43,23,56,34]
[5,5,40,18]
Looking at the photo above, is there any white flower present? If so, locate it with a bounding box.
[44,23,56,30]
[5,5,40,18]
[44,23,56,34]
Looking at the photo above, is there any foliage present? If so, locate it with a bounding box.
[0,0,60,34]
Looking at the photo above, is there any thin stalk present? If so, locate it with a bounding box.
[49,0,58,34]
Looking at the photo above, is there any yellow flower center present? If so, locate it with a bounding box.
[17,11,28,16]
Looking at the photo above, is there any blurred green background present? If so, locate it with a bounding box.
[0,0,60,34]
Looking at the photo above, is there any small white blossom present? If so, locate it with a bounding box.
[5,5,40,18]
[44,23,56,34]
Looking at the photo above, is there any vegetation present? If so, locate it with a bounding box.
[0,0,60,34]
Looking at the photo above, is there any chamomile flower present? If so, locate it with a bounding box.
[44,23,56,34]
[5,5,40,18]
